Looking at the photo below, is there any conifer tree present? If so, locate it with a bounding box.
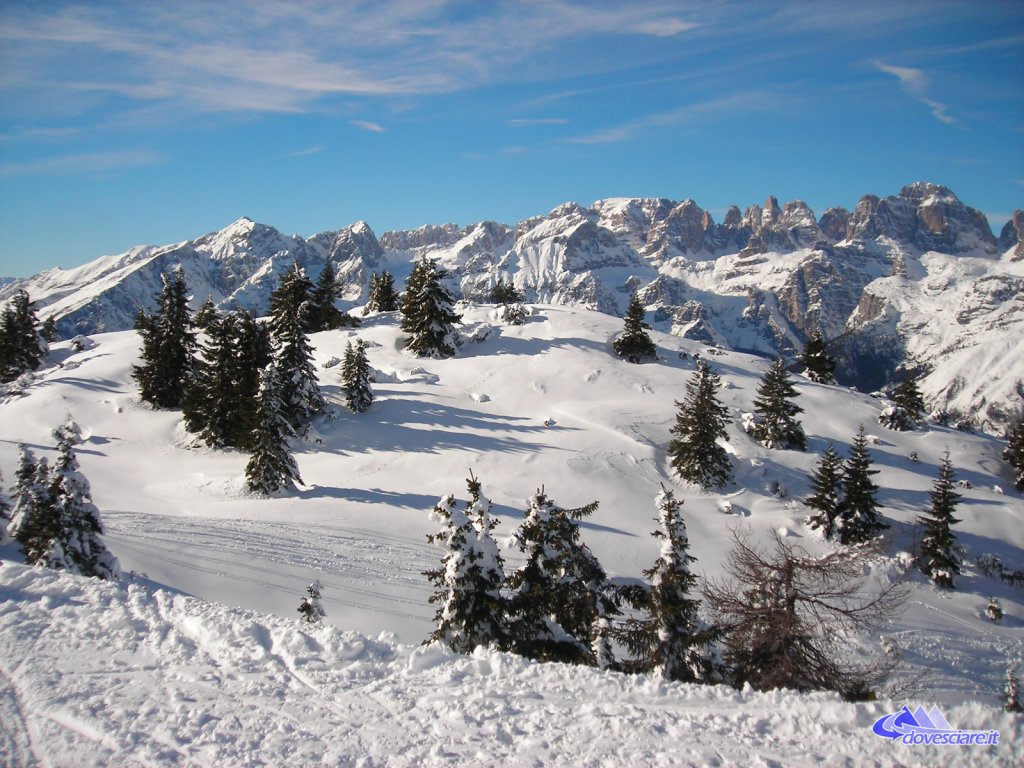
[1006,667,1023,713]
[400,256,462,358]
[40,315,58,343]
[230,312,274,448]
[506,489,612,664]
[799,331,836,384]
[804,445,845,539]
[0,467,10,542]
[47,433,121,580]
[341,339,373,413]
[194,297,220,330]
[10,456,56,566]
[298,580,326,624]
[836,426,887,545]
[425,473,508,652]
[668,360,733,489]
[0,289,48,383]
[245,366,303,495]
[309,260,358,331]
[1003,416,1024,493]
[623,486,718,682]
[365,271,399,314]
[184,311,240,446]
[612,292,657,363]
[917,450,962,589]
[132,269,196,408]
[270,266,325,432]
[752,358,806,450]
[880,371,926,431]
[490,278,522,305]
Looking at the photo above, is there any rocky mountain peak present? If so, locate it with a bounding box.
[999,211,1024,261]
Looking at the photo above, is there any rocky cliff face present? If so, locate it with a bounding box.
[4,184,1022,433]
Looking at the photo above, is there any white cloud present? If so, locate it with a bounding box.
[287,146,322,157]
[506,118,568,128]
[351,120,386,133]
[873,61,955,126]
[0,149,164,177]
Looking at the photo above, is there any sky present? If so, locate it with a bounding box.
[0,0,1022,278]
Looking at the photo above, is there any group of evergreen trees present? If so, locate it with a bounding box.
[2,429,119,580]
[1,289,49,384]
[426,476,718,681]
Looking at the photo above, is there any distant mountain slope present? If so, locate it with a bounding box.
[3,182,1022,431]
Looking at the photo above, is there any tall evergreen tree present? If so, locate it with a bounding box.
[506,489,612,664]
[752,358,806,450]
[400,256,462,358]
[804,445,845,539]
[132,269,196,408]
[425,473,508,652]
[184,311,240,446]
[365,271,399,314]
[623,486,718,682]
[1002,416,1024,492]
[47,433,120,580]
[880,371,926,431]
[309,260,358,331]
[799,331,836,384]
[245,366,303,495]
[917,450,963,589]
[10,456,56,567]
[668,360,733,489]
[1,289,48,383]
[193,297,220,330]
[270,267,325,432]
[836,426,887,544]
[612,292,657,363]
[341,339,373,413]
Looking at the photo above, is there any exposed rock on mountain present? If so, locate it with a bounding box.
[3,184,1021,432]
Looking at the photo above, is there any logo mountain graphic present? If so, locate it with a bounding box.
[871,705,999,746]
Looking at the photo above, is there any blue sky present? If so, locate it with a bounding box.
[1,1,1022,278]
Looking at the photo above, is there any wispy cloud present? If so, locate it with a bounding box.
[566,91,780,144]
[0,149,164,178]
[873,61,956,125]
[0,127,78,142]
[351,120,386,133]
[287,146,322,157]
[506,118,568,128]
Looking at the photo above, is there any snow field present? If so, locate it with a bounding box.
[0,303,1023,765]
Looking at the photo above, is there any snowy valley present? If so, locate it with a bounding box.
[1,301,1022,766]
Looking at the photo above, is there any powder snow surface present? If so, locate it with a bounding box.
[0,304,1022,766]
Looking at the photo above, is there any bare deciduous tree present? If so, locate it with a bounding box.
[703,528,906,701]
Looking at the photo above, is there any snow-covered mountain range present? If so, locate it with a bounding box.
[4,182,1022,431]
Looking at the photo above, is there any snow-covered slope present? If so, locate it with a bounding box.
[2,563,1020,767]
[0,305,1022,764]
[4,183,1022,431]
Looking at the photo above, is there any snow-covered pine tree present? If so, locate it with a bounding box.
[1003,416,1024,493]
[298,580,326,624]
[804,445,845,539]
[270,266,325,433]
[365,271,399,314]
[194,296,220,330]
[612,292,657,364]
[0,289,48,383]
[245,365,303,495]
[916,449,963,589]
[10,456,56,566]
[229,312,274,449]
[184,311,240,447]
[623,486,718,683]
[131,269,197,409]
[506,489,613,665]
[799,330,836,384]
[668,359,733,489]
[752,357,806,450]
[879,371,926,431]
[400,255,462,358]
[489,279,522,305]
[341,339,373,413]
[424,472,508,652]
[47,432,121,580]
[836,426,888,545]
[1006,666,1023,713]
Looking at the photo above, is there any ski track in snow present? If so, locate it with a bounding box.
[1,563,1020,767]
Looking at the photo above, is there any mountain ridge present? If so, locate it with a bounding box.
[3,182,1022,432]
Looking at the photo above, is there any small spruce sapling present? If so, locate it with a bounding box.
[612,292,657,364]
[298,580,326,624]
[799,331,836,384]
[916,450,963,589]
[751,357,806,450]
